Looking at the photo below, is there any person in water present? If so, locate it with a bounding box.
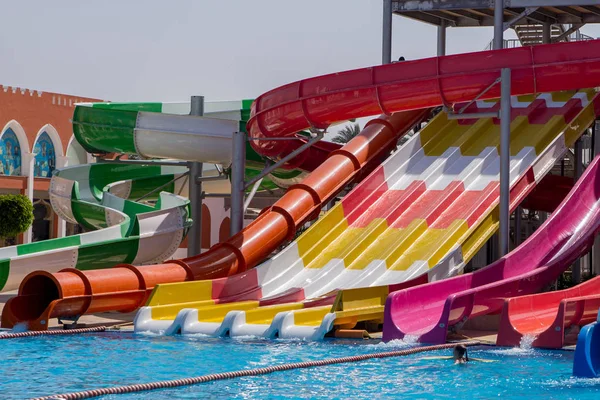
[453,344,469,364]
[421,344,494,363]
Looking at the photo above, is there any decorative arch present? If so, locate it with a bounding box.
[0,120,29,176]
[1,120,30,152]
[32,125,62,178]
[34,124,63,157]
[32,199,53,221]
[31,199,53,242]
[65,135,88,167]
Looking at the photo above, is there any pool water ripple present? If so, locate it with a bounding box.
[1,333,599,399]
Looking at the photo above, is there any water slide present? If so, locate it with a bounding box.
[0,99,331,295]
[497,275,600,348]
[383,150,600,344]
[134,90,599,338]
[72,99,340,190]
[3,39,600,331]
[519,174,573,213]
[0,163,191,293]
[573,309,600,378]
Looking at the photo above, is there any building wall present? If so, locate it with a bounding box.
[0,85,100,155]
[0,85,102,245]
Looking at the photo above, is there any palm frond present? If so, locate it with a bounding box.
[331,123,361,144]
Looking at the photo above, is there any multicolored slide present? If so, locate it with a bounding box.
[133,90,598,338]
[383,146,600,345]
[3,39,600,332]
[497,276,600,349]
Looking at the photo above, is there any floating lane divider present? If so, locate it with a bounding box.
[32,341,481,400]
[0,326,106,340]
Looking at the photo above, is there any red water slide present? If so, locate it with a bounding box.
[497,276,600,349]
[3,40,600,330]
[278,135,342,171]
[520,174,573,213]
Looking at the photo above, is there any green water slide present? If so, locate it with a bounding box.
[0,162,191,292]
[73,100,309,191]
[0,99,328,292]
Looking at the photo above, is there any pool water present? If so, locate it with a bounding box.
[1,332,600,399]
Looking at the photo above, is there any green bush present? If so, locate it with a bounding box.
[0,194,34,238]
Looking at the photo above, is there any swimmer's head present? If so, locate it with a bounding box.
[453,344,468,362]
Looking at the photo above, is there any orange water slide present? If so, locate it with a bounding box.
[2,111,427,330]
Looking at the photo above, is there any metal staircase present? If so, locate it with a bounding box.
[485,25,595,50]
[514,24,566,46]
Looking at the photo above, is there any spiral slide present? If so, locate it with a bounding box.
[0,163,191,294]
[383,146,600,345]
[72,99,339,190]
[134,90,599,339]
[4,40,600,332]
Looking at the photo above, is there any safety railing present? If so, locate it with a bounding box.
[484,27,595,51]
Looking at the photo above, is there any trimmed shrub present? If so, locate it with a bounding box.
[0,194,34,238]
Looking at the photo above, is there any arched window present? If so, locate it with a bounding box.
[0,128,22,176]
[33,132,56,177]
[32,200,53,242]
[65,136,88,166]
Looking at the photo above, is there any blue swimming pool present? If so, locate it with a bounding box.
[1,332,599,399]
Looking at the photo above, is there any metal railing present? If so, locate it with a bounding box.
[484,27,595,50]
[570,30,595,42]
[484,39,521,50]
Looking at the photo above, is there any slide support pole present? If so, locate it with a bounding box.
[382,0,392,64]
[499,68,511,257]
[230,131,246,236]
[188,95,204,257]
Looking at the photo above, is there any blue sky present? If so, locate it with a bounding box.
[7,0,597,103]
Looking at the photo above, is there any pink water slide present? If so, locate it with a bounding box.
[383,153,600,344]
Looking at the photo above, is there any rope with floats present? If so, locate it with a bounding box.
[32,340,482,400]
[0,326,106,340]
